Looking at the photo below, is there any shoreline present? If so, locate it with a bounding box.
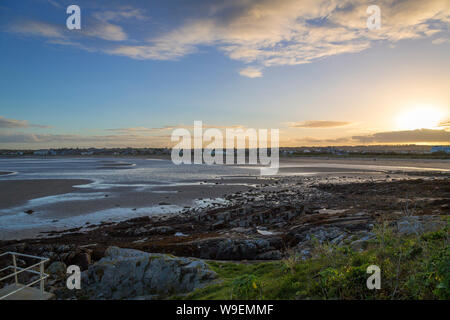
[0,157,448,241]
[0,178,253,240]
[0,165,448,299]
[1,170,448,258]
[1,154,449,166]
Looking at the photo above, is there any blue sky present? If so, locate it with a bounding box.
[0,0,449,148]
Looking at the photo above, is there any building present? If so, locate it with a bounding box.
[430,146,450,154]
[33,149,56,156]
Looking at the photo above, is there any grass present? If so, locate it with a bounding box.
[182,220,449,300]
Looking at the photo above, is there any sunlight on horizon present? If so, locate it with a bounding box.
[396,106,445,131]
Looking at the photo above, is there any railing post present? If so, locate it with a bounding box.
[12,254,18,285]
[40,262,44,298]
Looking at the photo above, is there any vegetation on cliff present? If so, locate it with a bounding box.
[183,221,449,300]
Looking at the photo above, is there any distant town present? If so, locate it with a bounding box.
[0,145,449,157]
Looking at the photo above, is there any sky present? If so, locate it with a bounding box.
[0,0,449,149]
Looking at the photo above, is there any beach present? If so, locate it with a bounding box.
[0,156,449,240]
[0,156,448,300]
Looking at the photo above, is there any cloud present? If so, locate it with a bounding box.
[289,128,450,146]
[291,136,352,145]
[84,7,149,41]
[5,0,450,76]
[239,66,263,78]
[93,7,148,22]
[103,0,450,76]
[107,126,179,134]
[106,20,216,60]
[8,5,136,43]
[290,121,352,128]
[46,0,62,9]
[10,20,65,39]
[8,18,127,43]
[0,116,50,129]
[107,124,245,134]
[438,120,450,127]
[432,38,450,44]
[84,21,127,41]
[0,132,170,147]
[352,129,450,143]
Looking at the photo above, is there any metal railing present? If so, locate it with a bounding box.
[0,251,49,300]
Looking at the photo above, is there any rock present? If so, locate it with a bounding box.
[81,247,217,299]
[70,252,91,271]
[350,239,369,252]
[60,251,76,264]
[255,250,282,260]
[47,261,67,278]
[41,251,58,261]
[330,234,346,245]
[193,238,282,260]
[397,216,446,235]
[127,225,175,236]
[148,226,174,235]
[304,227,346,243]
[257,229,278,236]
[56,245,71,253]
[211,220,225,230]
[229,227,253,234]
[24,210,34,215]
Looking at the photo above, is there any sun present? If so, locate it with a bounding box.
[396,107,444,131]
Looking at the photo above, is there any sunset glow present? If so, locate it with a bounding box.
[396,107,445,131]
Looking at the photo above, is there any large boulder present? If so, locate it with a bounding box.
[47,261,67,279]
[81,247,217,299]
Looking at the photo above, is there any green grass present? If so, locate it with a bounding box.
[183,221,449,300]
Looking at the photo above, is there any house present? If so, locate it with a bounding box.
[33,149,56,156]
[430,146,450,154]
[33,149,49,156]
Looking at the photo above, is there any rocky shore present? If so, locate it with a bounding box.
[0,170,448,299]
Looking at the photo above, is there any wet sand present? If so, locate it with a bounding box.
[0,178,253,240]
[0,157,448,240]
[0,179,92,209]
[279,157,450,170]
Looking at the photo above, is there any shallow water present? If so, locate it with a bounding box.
[0,157,447,240]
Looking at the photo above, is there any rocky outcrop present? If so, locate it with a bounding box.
[396,215,447,235]
[81,246,217,299]
[191,237,282,260]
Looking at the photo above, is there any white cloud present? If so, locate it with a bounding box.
[432,37,450,44]
[109,0,449,75]
[93,7,148,22]
[239,66,263,78]
[10,20,65,39]
[84,21,127,41]
[7,0,450,76]
[0,116,50,129]
[290,121,352,128]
